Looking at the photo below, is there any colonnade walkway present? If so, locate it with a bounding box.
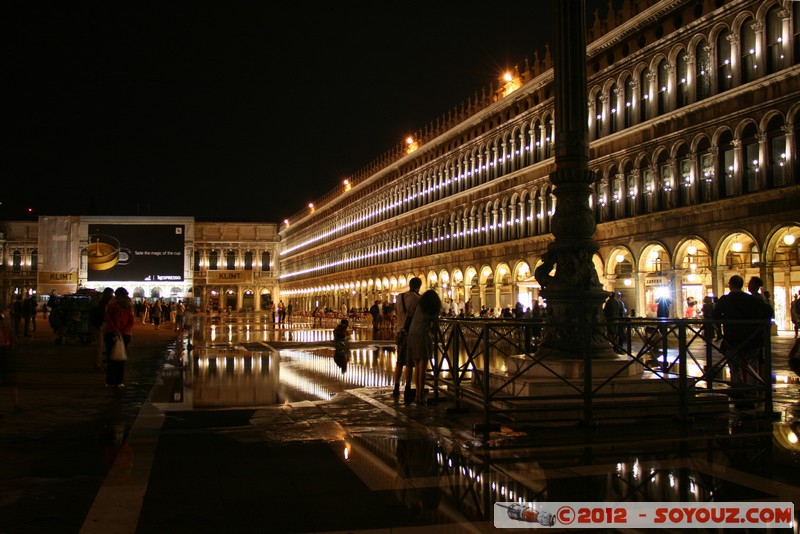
[0,315,798,532]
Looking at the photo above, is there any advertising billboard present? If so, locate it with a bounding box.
[87,224,185,282]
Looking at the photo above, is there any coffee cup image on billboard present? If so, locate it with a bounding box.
[88,235,132,271]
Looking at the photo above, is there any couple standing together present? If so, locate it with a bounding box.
[393,277,442,404]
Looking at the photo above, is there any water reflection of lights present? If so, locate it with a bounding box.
[284,329,339,342]
[279,365,336,401]
[774,422,800,451]
[280,349,394,389]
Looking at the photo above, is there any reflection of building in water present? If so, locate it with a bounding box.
[186,345,396,407]
[192,348,279,407]
[343,423,782,523]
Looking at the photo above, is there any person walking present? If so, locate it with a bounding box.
[407,289,442,405]
[90,287,114,369]
[393,277,422,398]
[10,296,23,337]
[700,296,715,341]
[713,275,772,409]
[103,287,134,388]
[369,300,381,333]
[792,292,800,338]
[174,300,185,332]
[151,300,161,330]
[0,302,21,416]
[602,291,623,352]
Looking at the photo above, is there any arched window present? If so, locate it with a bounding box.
[643,166,656,213]
[639,67,650,122]
[31,249,38,272]
[12,250,21,272]
[244,251,253,270]
[544,116,553,158]
[695,40,712,101]
[626,168,638,216]
[193,250,201,271]
[656,58,669,115]
[740,19,757,83]
[623,76,634,128]
[226,250,236,270]
[697,139,715,203]
[718,131,735,198]
[261,251,270,272]
[208,250,218,270]
[659,159,674,210]
[741,124,759,193]
[717,29,733,92]
[532,119,542,163]
[765,6,784,74]
[678,150,693,207]
[676,52,689,108]
[766,115,788,188]
[612,174,624,219]
[594,91,603,139]
[609,82,619,134]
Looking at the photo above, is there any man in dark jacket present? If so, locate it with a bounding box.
[713,275,772,409]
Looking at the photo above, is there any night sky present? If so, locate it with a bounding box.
[4,2,604,223]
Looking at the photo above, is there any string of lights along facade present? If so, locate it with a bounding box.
[277,0,800,330]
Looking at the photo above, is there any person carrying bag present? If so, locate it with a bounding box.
[109,333,127,362]
[103,288,134,388]
[392,277,422,399]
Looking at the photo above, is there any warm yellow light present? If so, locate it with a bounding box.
[784,234,796,246]
[732,240,743,252]
[687,244,697,255]
[503,72,513,82]
[616,253,625,263]
[406,136,414,145]
[623,278,632,286]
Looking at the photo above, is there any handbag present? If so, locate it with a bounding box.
[395,293,417,348]
[109,334,127,361]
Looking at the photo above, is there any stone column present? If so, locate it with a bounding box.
[534,0,613,358]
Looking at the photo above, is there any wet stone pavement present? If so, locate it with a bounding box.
[1,314,799,533]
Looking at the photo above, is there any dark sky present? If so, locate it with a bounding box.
[4,2,603,222]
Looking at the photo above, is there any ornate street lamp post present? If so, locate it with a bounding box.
[534,0,615,358]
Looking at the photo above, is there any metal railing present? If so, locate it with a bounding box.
[429,317,774,429]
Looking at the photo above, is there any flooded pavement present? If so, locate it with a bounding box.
[1,314,799,532]
[136,315,800,532]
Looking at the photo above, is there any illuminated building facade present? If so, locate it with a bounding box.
[0,217,280,312]
[277,0,800,330]
[2,1,798,327]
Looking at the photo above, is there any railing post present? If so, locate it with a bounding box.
[432,321,441,403]
[452,321,462,410]
[483,323,491,429]
[705,319,715,391]
[762,321,773,417]
[678,321,688,421]
[583,316,594,424]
